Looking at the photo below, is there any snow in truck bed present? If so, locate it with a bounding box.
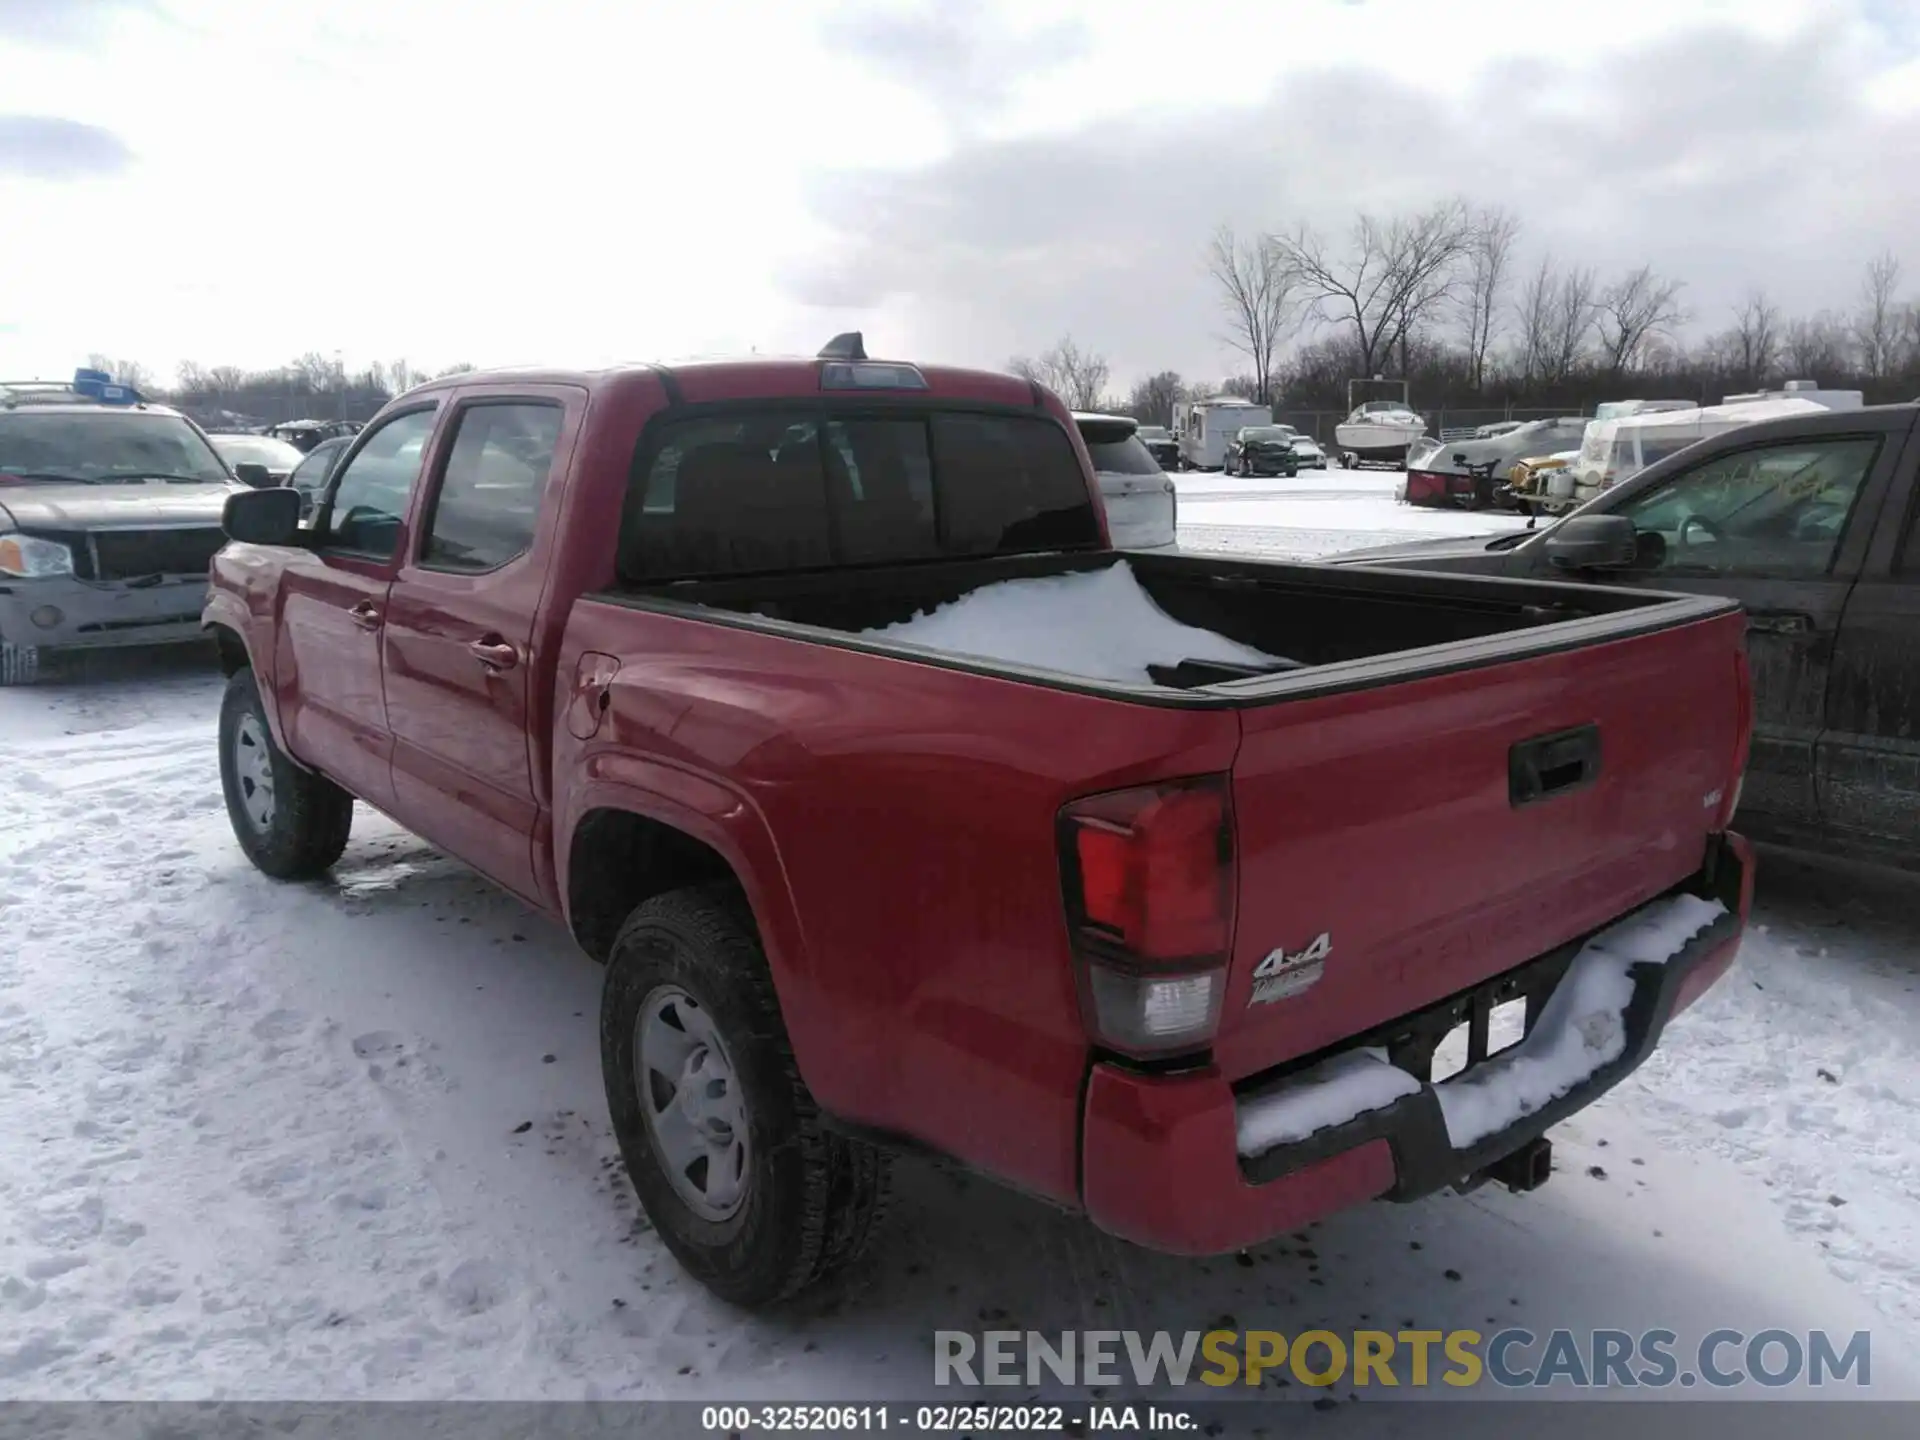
[858,559,1289,685]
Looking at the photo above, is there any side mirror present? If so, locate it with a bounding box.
[223,486,304,546]
[232,461,273,488]
[1452,453,1469,467]
[1543,513,1639,570]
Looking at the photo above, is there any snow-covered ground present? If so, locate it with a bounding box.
[1174,470,1532,560]
[3,487,1919,1407]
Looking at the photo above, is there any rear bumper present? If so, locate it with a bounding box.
[0,577,211,651]
[1080,833,1752,1255]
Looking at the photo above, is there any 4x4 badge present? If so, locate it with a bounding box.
[1249,933,1330,1007]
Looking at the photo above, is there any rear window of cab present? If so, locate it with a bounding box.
[618,409,1102,583]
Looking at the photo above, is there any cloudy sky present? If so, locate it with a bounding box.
[2,0,1916,391]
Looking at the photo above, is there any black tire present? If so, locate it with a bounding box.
[0,639,40,687]
[601,885,892,1308]
[218,667,354,879]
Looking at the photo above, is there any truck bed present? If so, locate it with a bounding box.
[603,549,1738,703]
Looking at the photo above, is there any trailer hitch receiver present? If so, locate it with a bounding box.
[1483,1136,1554,1193]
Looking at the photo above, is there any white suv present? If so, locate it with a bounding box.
[1073,413,1176,549]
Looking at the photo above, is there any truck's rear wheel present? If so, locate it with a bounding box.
[601,885,892,1308]
[218,668,354,879]
[0,640,40,687]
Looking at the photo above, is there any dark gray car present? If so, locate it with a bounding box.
[1332,402,1920,868]
[0,382,243,684]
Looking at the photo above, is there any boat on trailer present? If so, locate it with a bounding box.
[1333,378,1428,469]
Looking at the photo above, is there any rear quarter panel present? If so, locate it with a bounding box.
[551,599,1239,1205]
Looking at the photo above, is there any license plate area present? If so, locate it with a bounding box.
[1377,947,1577,1084]
[1232,942,1583,1099]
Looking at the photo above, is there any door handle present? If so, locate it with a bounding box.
[348,600,382,631]
[468,636,521,671]
[1747,610,1814,636]
[1509,722,1602,807]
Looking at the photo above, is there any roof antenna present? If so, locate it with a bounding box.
[818,332,867,361]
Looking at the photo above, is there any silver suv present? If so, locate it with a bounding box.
[0,370,244,684]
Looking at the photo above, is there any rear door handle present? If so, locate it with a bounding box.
[1747,610,1814,635]
[348,600,382,631]
[468,636,521,671]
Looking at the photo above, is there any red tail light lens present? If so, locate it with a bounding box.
[1068,779,1231,959]
[1060,776,1235,1058]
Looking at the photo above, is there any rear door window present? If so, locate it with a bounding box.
[621,409,1099,582]
[419,401,561,571]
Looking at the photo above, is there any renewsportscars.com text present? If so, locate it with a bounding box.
[934,1328,1872,1390]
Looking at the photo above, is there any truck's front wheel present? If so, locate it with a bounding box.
[218,668,354,879]
[601,885,892,1308]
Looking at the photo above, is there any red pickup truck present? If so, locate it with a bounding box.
[204,338,1755,1307]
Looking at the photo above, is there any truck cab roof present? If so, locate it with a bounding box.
[401,356,1046,413]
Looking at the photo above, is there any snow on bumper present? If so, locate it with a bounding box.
[1080,835,1751,1255]
[1236,891,1725,1159]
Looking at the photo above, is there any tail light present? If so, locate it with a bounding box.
[1058,776,1235,1060]
[1720,644,1753,829]
[1405,471,1447,505]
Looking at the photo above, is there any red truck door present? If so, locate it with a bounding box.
[380,390,579,906]
[277,405,441,809]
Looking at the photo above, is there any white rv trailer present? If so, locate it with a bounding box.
[1541,396,1835,514]
[1172,397,1271,470]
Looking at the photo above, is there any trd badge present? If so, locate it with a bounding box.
[1249,933,1330,1006]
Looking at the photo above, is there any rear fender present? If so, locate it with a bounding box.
[556,762,826,1085]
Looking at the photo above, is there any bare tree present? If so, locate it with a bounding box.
[1854,251,1904,380]
[1514,254,1557,383]
[1728,288,1781,387]
[1125,370,1184,428]
[1783,312,1850,378]
[433,362,478,380]
[1207,226,1292,404]
[1596,265,1686,376]
[1271,199,1474,378]
[1457,205,1520,390]
[1007,336,1110,410]
[1513,259,1601,384]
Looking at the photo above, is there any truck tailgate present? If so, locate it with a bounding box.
[1214,612,1747,1082]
